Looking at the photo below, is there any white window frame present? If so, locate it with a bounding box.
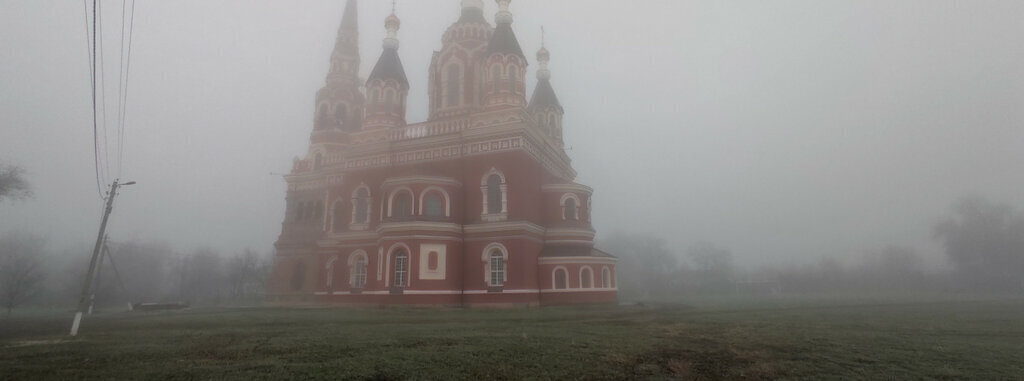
[560,193,581,221]
[350,184,372,230]
[325,255,338,289]
[601,266,612,288]
[348,250,368,288]
[481,242,509,287]
[418,186,451,217]
[579,266,595,289]
[480,168,508,222]
[552,266,569,290]
[387,186,415,218]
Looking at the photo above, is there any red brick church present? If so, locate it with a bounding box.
[268,0,617,306]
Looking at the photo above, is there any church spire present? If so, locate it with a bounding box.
[313,0,364,132]
[529,32,564,145]
[482,0,527,110]
[364,4,409,129]
[327,0,360,82]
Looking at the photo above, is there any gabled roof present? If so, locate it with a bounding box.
[529,78,562,112]
[486,23,525,59]
[367,47,409,88]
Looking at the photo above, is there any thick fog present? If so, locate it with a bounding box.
[1,0,1022,268]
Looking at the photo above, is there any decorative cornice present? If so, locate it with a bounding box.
[541,183,593,194]
[377,221,462,235]
[382,175,462,188]
[464,220,546,236]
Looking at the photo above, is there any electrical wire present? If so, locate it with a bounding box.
[117,0,136,178]
[87,0,103,199]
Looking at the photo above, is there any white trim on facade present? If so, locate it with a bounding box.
[417,186,452,217]
[382,175,461,188]
[538,257,618,265]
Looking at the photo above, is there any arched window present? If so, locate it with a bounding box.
[487,175,502,214]
[580,267,594,288]
[316,105,328,128]
[313,200,324,221]
[296,202,307,222]
[446,65,461,107]
[564,198,577,220]
[561,193,580,221]
[602,267,612,288]
[488,250,505,287]
[292,201,302,222]
[553,268,568,290]
[393,249,409,287]
[492,65,501,93]
[508,65,517,94]
[325,256,338,290]
[314,153,323,170]
[369,88,381,103]
[331,200,345,233]
[391,191,412,218]
[352,187,370,224]
[290,261,305,291]
[424,192,444,218]
[334,104,347,124]
[350,253,367,289]
[385,89,396,105]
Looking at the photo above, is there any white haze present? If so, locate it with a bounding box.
[1,0,1022,268]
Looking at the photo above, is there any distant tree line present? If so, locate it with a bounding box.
[603,196,1024,300]
[0,232,271,316]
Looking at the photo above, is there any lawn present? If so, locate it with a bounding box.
[1,296,1022,380]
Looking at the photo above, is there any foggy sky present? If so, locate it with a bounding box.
[1,0,1022,267]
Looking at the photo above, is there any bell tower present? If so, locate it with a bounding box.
[313,0,364,133]
[482,0,527,110]
[363,5,409,130]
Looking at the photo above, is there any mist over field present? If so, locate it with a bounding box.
[2,0,1021,272]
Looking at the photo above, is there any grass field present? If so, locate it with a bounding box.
[1,296,1022,380]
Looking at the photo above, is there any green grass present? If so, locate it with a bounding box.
[2,296,1023,380]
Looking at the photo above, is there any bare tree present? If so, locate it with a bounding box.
[934,196,1024,292]
[227,249,269,303]
[686,242,734,292]
[0,164,32,202]
[0,233,46,316]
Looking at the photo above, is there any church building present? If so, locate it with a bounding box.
[268,0,617,306]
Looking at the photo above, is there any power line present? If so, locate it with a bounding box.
[117,0,137,178]
[117,0,126,177]
[87,0,103,199]
[97,0,110,184]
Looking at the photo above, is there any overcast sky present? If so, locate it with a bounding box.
[1,0,1022,267]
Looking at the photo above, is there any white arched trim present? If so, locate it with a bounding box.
[325,255,339,288]
[348,250,369,288]
[482,243,509,287]
[443,61,464,108]
[387,186,415,217]
[480,167,508,221]
[560,193,581,220]
[552,266,569,290]
[601,266,613,288]
[579,265,595,289]
[386,242,413,288]
[350,183,372,228]
[418,186,451,217]
[330,199,345,232]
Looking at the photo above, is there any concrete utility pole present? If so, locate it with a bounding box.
[71,179,135,336]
